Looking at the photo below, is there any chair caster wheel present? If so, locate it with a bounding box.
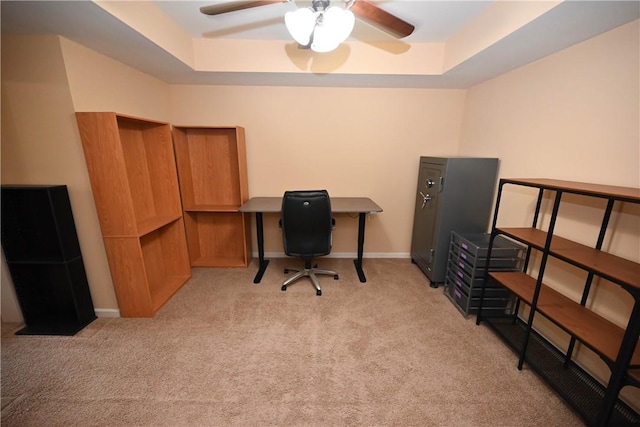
[284,269,289,274]
[316,290,322,296]
[281,285,287,291]
[334,275,339,280]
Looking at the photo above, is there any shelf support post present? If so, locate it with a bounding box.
[565,198,615,366]
[477,180,505,325]
[517,189,563,370]
[597,298,640,425]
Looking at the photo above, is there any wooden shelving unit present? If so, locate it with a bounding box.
[172,126,251,267]
[75,112,191,317]
[477,178,640,426]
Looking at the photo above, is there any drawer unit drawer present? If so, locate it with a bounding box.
[447,260,489,291]
[451,232,524,260]
[447,269,510,298]
[449,249,521,272]
[452,244,522,270]
[445,280,513,316]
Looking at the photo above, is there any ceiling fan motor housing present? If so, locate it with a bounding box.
[312,0,331,12]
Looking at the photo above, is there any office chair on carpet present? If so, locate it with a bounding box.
[280,190,339,296]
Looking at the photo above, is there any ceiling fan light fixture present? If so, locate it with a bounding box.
[313,7,354,52]
[285,5,354,52]
[284,8,316,46]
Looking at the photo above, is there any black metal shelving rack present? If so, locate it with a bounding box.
[476,178,640,426]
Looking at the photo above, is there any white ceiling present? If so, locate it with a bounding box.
[2,1,639,88]
[154,1,492,42]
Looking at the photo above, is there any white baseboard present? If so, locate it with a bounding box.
[94,308,120,318]
[259,252,411,259]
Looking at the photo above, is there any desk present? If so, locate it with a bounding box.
[239,197,383,284]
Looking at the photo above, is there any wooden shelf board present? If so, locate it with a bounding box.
[501,178,640,203]
[137,214,183,237]
[183,205,241,213]
[150,274,191,313]
[191,256,249,268]
[115,113,169,126]
[497,227,548,249]
[490,271,640,365]
[497,228,640,289]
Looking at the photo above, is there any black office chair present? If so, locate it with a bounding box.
[280,190,339,296]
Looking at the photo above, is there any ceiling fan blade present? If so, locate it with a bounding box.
[200,1,288,16]
[350,0,415,39]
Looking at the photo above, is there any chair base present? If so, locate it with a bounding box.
[281,264,339,296]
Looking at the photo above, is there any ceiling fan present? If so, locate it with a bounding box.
[200,0,415,52]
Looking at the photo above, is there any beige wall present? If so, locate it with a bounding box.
[1,35,173,318]
[460,20,639,186]
[459,19,639,324]
[60,38,171,119]
[459,19,639,407]
[168,85,466,255]
[1,35,116,319]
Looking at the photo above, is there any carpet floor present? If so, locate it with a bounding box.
[1,258,583,426]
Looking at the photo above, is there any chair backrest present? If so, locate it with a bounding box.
[281,190,333,259]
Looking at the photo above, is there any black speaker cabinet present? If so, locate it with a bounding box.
[1,185,96,335]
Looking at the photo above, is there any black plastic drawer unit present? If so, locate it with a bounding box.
[444,232,524,318]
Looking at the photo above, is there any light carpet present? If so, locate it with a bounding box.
[1,258,582,426]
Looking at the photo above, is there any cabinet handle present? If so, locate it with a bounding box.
[419,191,432,208]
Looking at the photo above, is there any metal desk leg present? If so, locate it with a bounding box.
[253,212,269,284]
[353,212,367,283]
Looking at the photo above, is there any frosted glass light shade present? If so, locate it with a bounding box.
[285,8,317,46]
[312,7,354,52]
[285,6,355,52]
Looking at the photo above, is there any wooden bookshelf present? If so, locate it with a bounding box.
[75,112,191,317]
[172,126,251,267]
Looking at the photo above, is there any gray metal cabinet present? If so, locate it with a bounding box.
[410,157,499,286]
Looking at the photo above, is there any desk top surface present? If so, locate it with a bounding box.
[239,197,383,213]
